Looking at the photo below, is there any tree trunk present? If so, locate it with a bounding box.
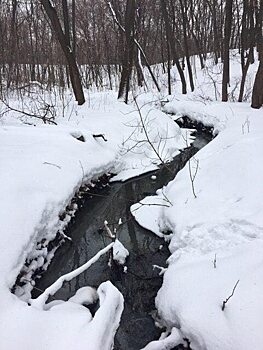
[39,0,85,105]
[7,0,17,87]
[135,49,144,87]
[167,38,172,95]
[108,1,160,93]
[72,0,76,56]
[251,34,263,108]
[118,0,136,103]
[238,48,253,102]
[251,0,263,108]
[222,0,233,101]
[179,0,195,92]
[160,0,187,94]
[251,60,263,108]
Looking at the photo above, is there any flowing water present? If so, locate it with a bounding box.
[33,129,212,350]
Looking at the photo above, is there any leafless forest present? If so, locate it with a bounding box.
[0,0,262,107]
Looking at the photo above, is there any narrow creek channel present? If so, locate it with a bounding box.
[33,128,212,350]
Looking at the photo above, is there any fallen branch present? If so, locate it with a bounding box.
[93,134,108,142]
[1,99,57,125]
[30,242,114,309]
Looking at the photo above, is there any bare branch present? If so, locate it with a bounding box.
[43,162,61,169]
[30,242,114,309]
[93,134,108,142]
[188,158,199,198]
[222,280,240,311]
[133,96,173,174]
[1,99,57,125]
[104,220,116,240]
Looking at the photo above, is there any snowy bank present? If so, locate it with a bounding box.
[0,90,186,349]
[132,100,263,349]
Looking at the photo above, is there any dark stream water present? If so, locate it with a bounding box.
[33,130,212,350]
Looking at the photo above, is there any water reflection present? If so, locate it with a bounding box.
[34,131,212,350]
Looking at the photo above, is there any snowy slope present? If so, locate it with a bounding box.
[0,91,185,349]
[132,100,263,348]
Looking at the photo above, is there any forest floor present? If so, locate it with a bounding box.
[0,51,262,349]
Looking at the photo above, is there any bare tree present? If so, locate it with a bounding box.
[117,0,136,103]
[238,0,256,102]
[108,0,160,99]
[0,0,259,107]
[251,0,263,109]
[179,0,195,91]
[222,0,233,101]
[160,0,187,94]
[39,0,85,105]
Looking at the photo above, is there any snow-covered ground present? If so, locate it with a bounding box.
[132,55,263,349]
[0,49,261,349]
[0,89,185,349]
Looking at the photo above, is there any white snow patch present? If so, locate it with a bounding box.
[113,239,129,265]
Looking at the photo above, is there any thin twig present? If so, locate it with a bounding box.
[43,162,61,169]
[133,96,173,174]
[161,189,173,206]
[137,201,170,208]
[222,280,240,311]
[213,254,217,268]
[188,158,199,198]
[1,99,57,125]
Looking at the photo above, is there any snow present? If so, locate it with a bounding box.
[141,328,183,350]
[67,286,98,306]
[131,53,263,349]
[156,242,263,350]
[1,281,123,350]
[112,239,129,265]
[0,48,262,349]
[0,90,184,349]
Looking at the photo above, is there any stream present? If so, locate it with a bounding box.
[33,128,212,350]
